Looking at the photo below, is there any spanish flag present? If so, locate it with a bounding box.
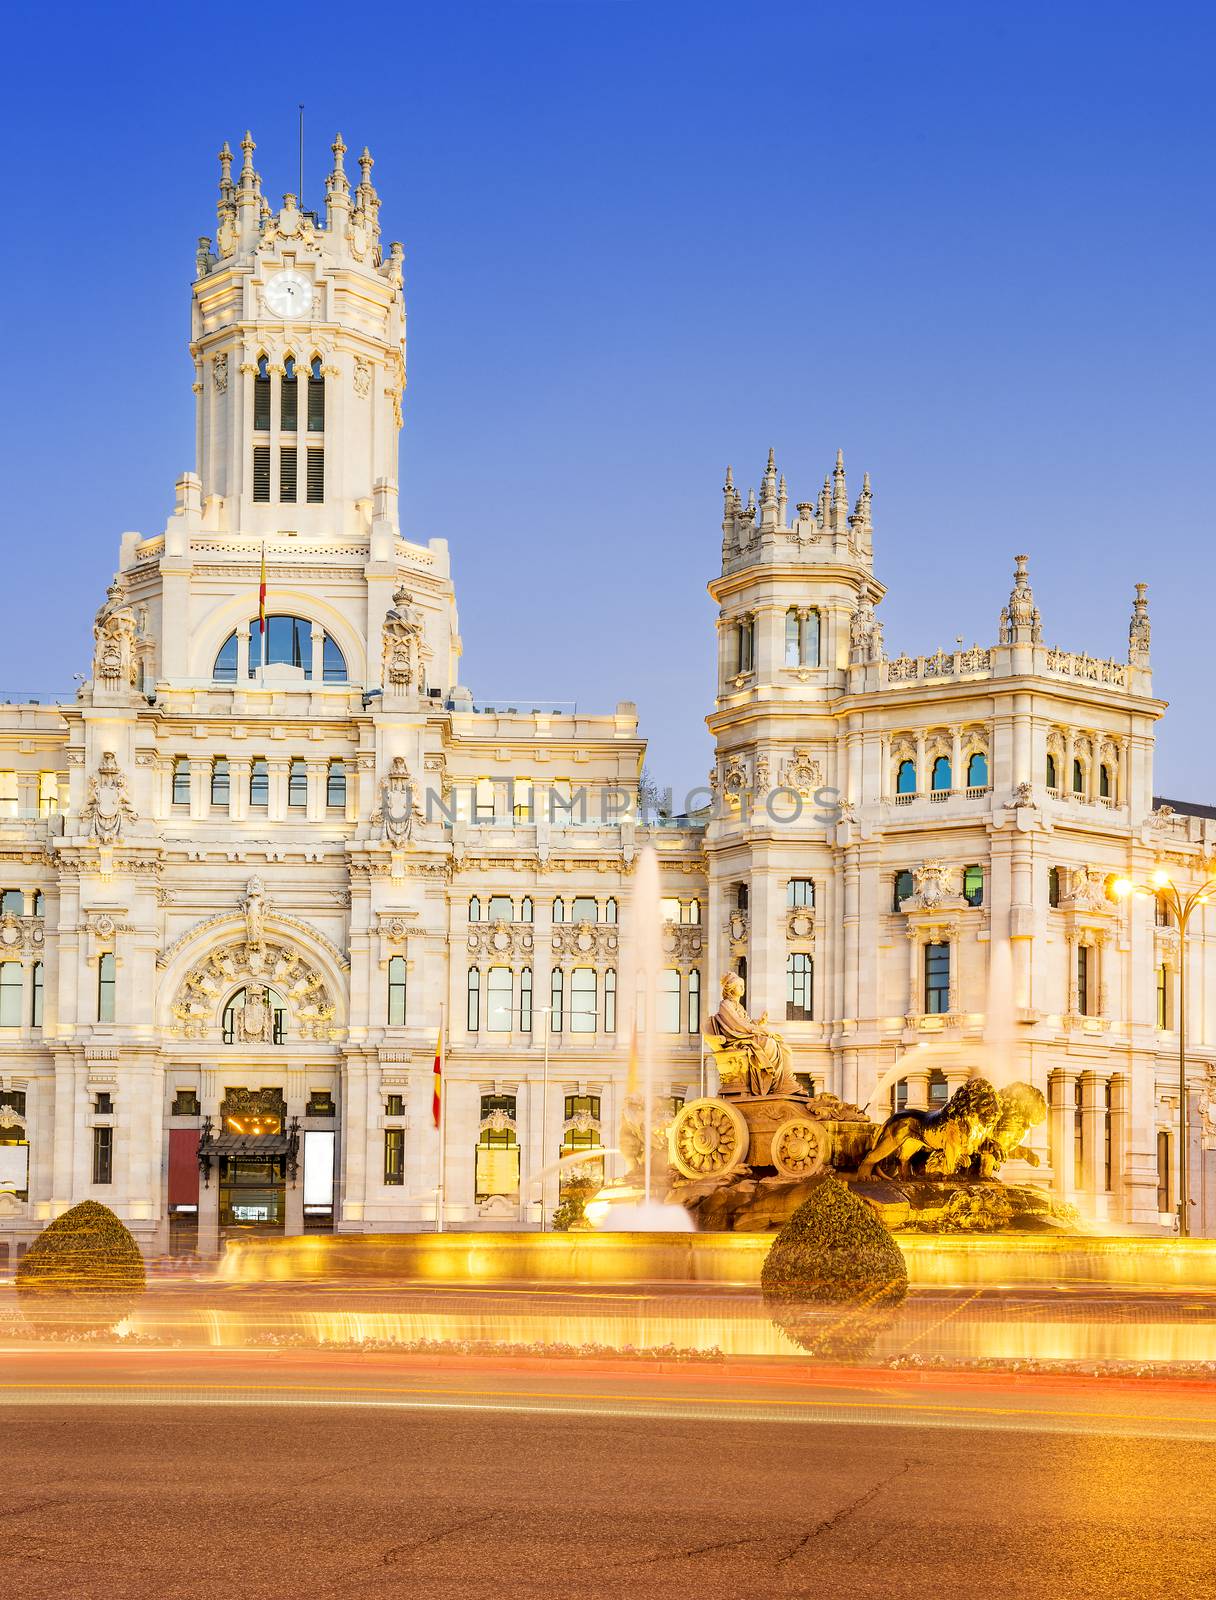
[258,545,267,636]
[432,1026,443,1129]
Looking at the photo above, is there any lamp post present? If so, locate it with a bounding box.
[1113,865,1216,1237]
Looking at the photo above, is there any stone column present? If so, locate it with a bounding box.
[189,758,209,822]
[229,759,251,822]
[237,623,252,683]
[267,759,289,821]
[903,1069,930,1111]
[950,727,962,791]
[1049,1068,1079,1196]
[1109,1072,1130,1219]
[306,760,327,823]
[1080,1071,1105,1197]
[914,732,926,795]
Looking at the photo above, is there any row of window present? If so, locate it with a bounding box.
[467,895,702,926]
[0,889,44,917]
[0,773,59,818]
[894,752,989,794]
[214,615,348,682]
[253,357,325,505]
[892,867,984,910]
[728,610,824,677]
[172,756,347,809]
[465,966,704,1036]
[1046,754,1115,797]
[0,962,44,1026]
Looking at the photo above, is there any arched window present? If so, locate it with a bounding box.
[801,608,821,667]
[488,895,513,922]
[97,952,116,1023]
[469,896,482,923]
[1099,763,1112,799]
[210,758,229,807]
[893,869,914,910]
[221,985,286,1044]
[214,633,239,683]
[287,759,308,808]
[687,968,700,1033]
[687,898,701,925]
[249,758,268,807]
[658,969,681,1034]
[487,967,513,1032]
[0,962,21,1026]
[387,956,406,1026]
[1072,759,1085,794]
[1046,753,1058,790]
[604,897,618,925]
[0,889,23,915]
[520,967,533,1032]
[172,757,191,806]
[520,896,534,924]
[215,616,348,683]
[570,968,597,1034]
[253,355,271,431]
[326,761,346,809]
[466,966,480,1032]
[552,898,565,924]
[785,609,800,667]
[736,617,755,675]
[966,751,989,788]
[281,356,298,431]
[895,759,916,795]
[307,357,325,431]
[930,755,952,792]
[550,966,564,1032]
[786,952,813,1020]
[604,968,617,1034]
[572,896,597,923]
[33,892,44,917]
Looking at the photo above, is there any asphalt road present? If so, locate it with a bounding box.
[3,1390,1215,1600]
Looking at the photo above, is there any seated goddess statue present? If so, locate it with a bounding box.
[707,972,796,1097]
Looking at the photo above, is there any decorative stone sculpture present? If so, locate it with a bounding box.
[848,589,884,663]
[92,582,140,692]
[706,972,795,1097]
[241,876,267,958]
[80,752,137,842]
[857,1077,1002,1181]
[1129,582,1151,665]
[370,755,423,843]
[381,586,424,694]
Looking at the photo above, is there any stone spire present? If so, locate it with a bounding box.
[1129,581,1151,665]
[354,146,381,247]
[236,130,262,250]
[759,449,779,526]
[999,553,1042,645]
[831,448,848,532]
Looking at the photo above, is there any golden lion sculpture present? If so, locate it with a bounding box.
[858,1078,1001,1180]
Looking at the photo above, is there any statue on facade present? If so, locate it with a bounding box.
[80,751,137,842]
[241,875,267,955]
[1129,582,1151,665]
[235,986,271,1042]
[706,972,796,1097]
[92,580,140,692]
[849,589,884,663]
[381,586,425,694]
[371,755,423,843]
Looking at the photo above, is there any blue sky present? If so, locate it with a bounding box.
[2,1,1213,801]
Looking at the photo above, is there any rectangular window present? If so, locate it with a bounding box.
[786,879,815,909]
[487,967,513,1031]
[686,968,700,1034]
[1157,1130,1170,1213]
[924,942,949,1014]
[1048,866,1061,908]
[92,1126,113,1185]
[1103,1081,1113,1193]
[893,870,913,911]
[306,448,324,503]
[571,896,597,923]
[1074,1079,1084,1180]
[210,759,230,807]
[385,1094,404,1117]
[249,759,269,807]
[570,968,598,1034]
[962,865,984,907]
[306,1091,335,1117]
[0,773,15,819]
[254,366,271,430]
[279,445,297,503]
[1077,945,1090,1016]
[487,895,513,922]
[281,367,298,431]
[30,962,43,1027]
[474,777,495,822]
[383,1128,404,1186]
[520,967,533,1033]
[660,897,682,924]
[387,955,407,1026]
[326,762,346,809]
[172,1089,200,1116]
[658,970,681,1034]
[786,952,813,1020]
[512,779,533,822]
[253,445,271,502]
[288,760,308,808]
[172,758,191,806]
[0,963,21,1026]
[307,368,325,431]
[1156,964,1168,1030]
[38,772,59,816]
[466,967,480,1032]
[550,967,563,1032]
[97,952,116,1023]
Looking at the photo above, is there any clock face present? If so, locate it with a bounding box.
[264,270,311,319]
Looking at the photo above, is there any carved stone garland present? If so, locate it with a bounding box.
[171,939,336,1041]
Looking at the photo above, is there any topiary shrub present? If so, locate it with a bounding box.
[16,1200,146,1333]
[761,1174,907,1360]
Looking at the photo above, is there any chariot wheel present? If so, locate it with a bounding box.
[770,1116,829,1181]
[668,1097,750,1181]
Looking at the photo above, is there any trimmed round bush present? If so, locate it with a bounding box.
[761,1174,907,1359]
[16,1200,146,1333]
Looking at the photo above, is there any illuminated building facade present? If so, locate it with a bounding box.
[0,135,1213,1256]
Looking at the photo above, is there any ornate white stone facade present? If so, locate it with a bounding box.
[0,135,1213,1254]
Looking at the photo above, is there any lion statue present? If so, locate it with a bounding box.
[970,1081,1047,1179]
[857,1077,1002,1181]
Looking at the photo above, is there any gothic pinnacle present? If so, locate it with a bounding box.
[240,130,256,176]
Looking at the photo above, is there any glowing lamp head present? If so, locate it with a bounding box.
[1111,878,1134,899]
[1151,869,1171,890]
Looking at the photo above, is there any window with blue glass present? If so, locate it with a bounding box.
[966,751,989,788]
[895,760,916,795]
[213,615,348,683]
[930,755,952,791]
[924,942,950,1014]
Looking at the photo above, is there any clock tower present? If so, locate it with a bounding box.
[189,131,406,541]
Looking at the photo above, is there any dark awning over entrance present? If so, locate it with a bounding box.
[202,1132,294,1158]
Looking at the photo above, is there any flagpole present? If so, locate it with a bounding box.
[258,543,267,689]
[436,1003,446,1234]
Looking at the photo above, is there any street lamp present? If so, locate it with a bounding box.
[1112,865,1216,1237]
